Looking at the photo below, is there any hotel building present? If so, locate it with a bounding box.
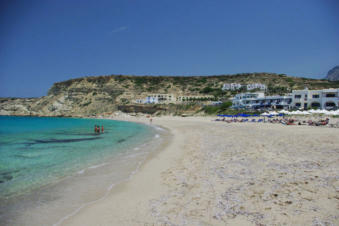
[232,88,339,110]
[290,88,339,110]
[232,92,292,110]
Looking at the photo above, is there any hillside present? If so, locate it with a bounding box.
[1,73,339,116]
[325,66,339,81]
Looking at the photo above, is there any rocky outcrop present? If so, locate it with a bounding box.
[0,98,39,116]
[325,66,339,81]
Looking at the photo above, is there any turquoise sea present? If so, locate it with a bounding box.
[0,116,164,225]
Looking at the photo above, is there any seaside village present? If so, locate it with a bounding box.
[133,83,339,110]
[127,83,339,127]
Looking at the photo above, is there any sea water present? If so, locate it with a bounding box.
[0,116,166,226]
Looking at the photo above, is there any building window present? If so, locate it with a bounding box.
[295,95,301,99]
[325,102,335,106]
[311,102,320,108]
[312,94,319,98]
[295,103,301,107]
[326,93,336,98]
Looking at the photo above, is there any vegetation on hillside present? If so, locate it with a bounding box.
[50,73,339,98]
[202,101,232,114]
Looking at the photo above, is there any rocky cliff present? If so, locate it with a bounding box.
[1,73,339,116]
[325,66,339,81]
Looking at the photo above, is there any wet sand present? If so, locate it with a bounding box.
[63,116,339,226]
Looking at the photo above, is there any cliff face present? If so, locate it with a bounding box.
[325,66,339,81]
[0,98,39,116]
[1,73,339,116]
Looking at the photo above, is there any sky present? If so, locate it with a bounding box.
[0,0,339,97]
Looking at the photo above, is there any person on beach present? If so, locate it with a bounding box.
[95,125,100,134]
[101,125,104,133]
[150,118,153,124]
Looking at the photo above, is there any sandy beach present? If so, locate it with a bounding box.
[61,116,339,226]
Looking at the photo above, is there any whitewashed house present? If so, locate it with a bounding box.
[222,83,242,91]
[246,83,266,91]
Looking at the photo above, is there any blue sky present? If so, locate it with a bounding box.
[1,0,338,97]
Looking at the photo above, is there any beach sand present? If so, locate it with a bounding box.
[62,116,339,226]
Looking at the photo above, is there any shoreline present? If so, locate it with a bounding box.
[62,116,338,226]
[1,118,170,226]
[52,124,171,226]
[53,122,171,226]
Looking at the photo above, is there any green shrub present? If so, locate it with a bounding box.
[286,78,294,83]
[203,105,220,114]
[200,87,214,94]
[202,101,232,114]
[219,101,232,110]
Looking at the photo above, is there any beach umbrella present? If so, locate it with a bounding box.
[314,109,322,113]
[269,111,278,116]
[261,112,270,116]
[279,109,289,114]
[325,110,339,116]
[318,109,325,114]
[307,109,317,114]
[289,110,306,115]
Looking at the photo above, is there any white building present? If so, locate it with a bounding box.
[136,94,214,104]
[147,94,176,104]
[232,92,292,110]
[222,83,242,91]
[135,94,176,104]
[222,83,266,91]
[176,95,214,102]
[246,83,266,91]
[231,88,339,110]
[290,88,339,110]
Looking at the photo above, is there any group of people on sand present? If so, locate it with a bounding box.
[216,117,333,127]
[94,125,104,134]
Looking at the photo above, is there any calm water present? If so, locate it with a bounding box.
[0,116,154,199]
